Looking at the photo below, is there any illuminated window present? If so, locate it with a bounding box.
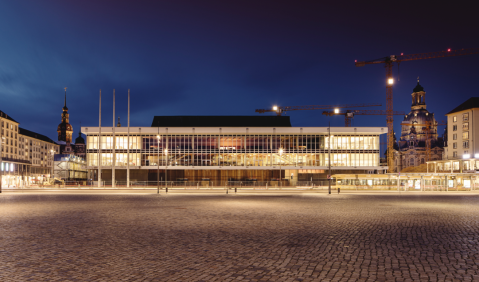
[463,123,469,130]
[453,116,457,122]
[463,132,469,140]
[463,113,469,121]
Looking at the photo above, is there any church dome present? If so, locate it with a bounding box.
[75,133,85,144]
[403,110,435,126]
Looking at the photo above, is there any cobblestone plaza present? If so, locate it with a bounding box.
[1,193,479,281]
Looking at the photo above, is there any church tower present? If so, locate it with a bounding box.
[395,79,443,171]
[75,128,86,159]
[57,87,73,143]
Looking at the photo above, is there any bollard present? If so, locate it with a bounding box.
[235,187,237,193]
[338,188,340,194]
[227,189,228,194]
[166,187,168,193]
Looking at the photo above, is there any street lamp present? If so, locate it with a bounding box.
[278,148,283,188]
[156,134,160,194]
[164,148,168,193]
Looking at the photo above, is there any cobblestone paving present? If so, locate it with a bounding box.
[1,193,479,281]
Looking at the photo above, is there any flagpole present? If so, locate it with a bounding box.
[112,89,116,188]
[127,89,130,188]
[98,89,102,188]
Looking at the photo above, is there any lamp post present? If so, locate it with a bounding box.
[50,149,55,181]
[156,134,160,194]
[165,148,168,193]
[278,148,283,188]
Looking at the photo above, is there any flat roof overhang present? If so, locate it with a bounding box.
[81,126,388,135]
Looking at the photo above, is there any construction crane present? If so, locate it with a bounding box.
[255,103,382,116]
[400,120,447,162]
[322,109,406,127]
[356,48,479,172]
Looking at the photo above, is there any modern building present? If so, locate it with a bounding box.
[445,97,479,160]
[393,80,444,172]
[53,154,88,181]
[0,110,60,188]
[83,116,387,185]
[335,171,478,191]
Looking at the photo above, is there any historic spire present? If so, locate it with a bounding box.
[63,87,68,111]
[58,87,73,143]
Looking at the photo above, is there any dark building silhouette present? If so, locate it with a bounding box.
[56,88,86,158]
[57,88,73,144]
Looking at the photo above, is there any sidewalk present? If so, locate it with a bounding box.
[2,187,478,194]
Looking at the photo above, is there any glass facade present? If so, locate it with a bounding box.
[87,133,380,168]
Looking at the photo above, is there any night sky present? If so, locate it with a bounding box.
[1,1,478,145]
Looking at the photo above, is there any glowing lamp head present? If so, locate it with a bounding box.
[401,53,403,55]
[273,106,278,111]
[475,153,479,159]
[334,108,339,114]
[388,78,394,85]
[279,148,283,154]
[463,154,470,159]
[448,48,451,52]
[156,135,160,139]
[164,149,168,154]
[354,60,357,62]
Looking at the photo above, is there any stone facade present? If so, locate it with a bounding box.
[56,88,86,159]
[393,80,443,172]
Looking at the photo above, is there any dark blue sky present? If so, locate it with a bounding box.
[1,0,478,144]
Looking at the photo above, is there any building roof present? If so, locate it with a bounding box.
[75,133,85,144]
[19,127,57,144]
[151,116,292,127]
[0,110,18,123]
[83,126,388,136]
[447,97,479,115]
[413,82,424,92]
